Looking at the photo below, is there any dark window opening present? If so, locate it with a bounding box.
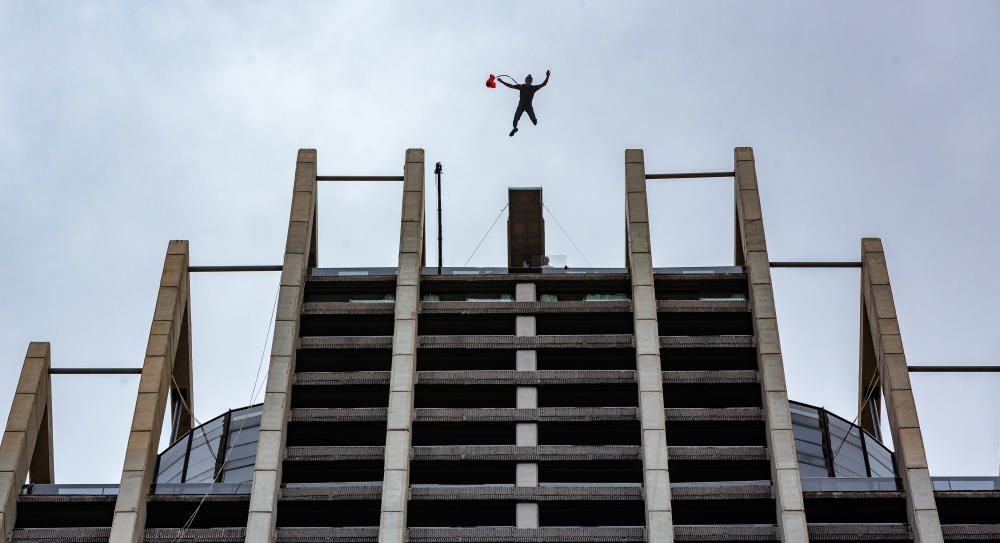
[291,385,389,408]
[299,315,394,337]
[804,496,908,523]
[672,499,776,525]
[413,422,516,446]
[538,421,640,446]
[282,460,384,485]
[13,501,114,528]
[295,349,392,372]
[417,349,516,371]
[286,421,387,446]
[669,460,772,483]
[537,349,636,370]
[411,461,516,485]
[276,500,381,527]
[654,279,747,301]
[418,314,516,335]
[666,421,767,446]
[415,385,516,408]
[662,383,762,408]
[538,384,638,408]
[535,313,633,335]
[657,313,752,336]
[145,500,249,529]
[304,281,396,303]
[538,460,643,484]
[407,500,515,527]
[539,501,644,527]
[661,348,758,371]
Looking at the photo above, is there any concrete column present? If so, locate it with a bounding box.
[378,149,425,543]
[514,283,539,528]
[624,149,674,543]
[733,147,809,542]
[0,343,53,543]
[859,238,943,543]
[110,240,193,543]
[245,149,318,543]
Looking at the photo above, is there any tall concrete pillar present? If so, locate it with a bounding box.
[378,149,425,543]
[110,240,193,543]
[624,149,674,543]
[514,283,539,529]
[0,343,54,543]
[246,149,318,543]
[732,147,808,542]
[859,238,943,543]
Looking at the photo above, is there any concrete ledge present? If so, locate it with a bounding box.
[145,528,247,542]
[11,528,112,542]
[656,300,751,313]
[940,524,1000,539]
[276,527,377,543]
[659,336,755,349]
[407,526,645,542]
[662,370,759,384]
[806,523,909,540]
[673,524,777,540]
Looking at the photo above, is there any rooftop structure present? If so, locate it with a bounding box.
[1,148,997,543]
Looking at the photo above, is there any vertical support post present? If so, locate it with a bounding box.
[624,149,674,543]
[378,149,425,543]
[514,283,538,529]
[733,147,809,542]
[0,343,54,543]
[245,149,318,543]
[110,240,193,543]
[858,301,882,440]
[859,239,943,543]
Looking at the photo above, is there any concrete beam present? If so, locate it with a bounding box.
[245,149,318,543]
[110,240,192,543]
[733,148,809,543]
[0,343,54,543]
[378,149,425,543]
[624,149,675,543]
[860,238,943,543]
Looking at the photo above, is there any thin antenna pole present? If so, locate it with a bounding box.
[435,162,443,274]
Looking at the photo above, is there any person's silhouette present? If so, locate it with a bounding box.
[499,70,550,137]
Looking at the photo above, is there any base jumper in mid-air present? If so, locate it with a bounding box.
[499,70,550,137]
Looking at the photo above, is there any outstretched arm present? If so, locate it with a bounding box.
[498,78,518,89]
[537,70,551,88]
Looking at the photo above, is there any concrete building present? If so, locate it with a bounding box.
[1,148,997,543]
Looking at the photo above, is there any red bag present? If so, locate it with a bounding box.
[486,74,496,88]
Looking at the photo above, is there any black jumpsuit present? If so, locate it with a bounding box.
[513,84,540,127]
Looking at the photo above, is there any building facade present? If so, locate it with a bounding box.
[1,148,997,543]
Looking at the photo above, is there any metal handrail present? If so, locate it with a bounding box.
[317,175,404,182]
[645,172,735,179]
[188,265,282,272]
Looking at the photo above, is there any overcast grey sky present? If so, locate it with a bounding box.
[1,1,997,484]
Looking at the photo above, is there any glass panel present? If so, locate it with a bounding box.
[932,477,1000,491]
[864,435,896,477]
[466,293,513,302]
[828,416,867,477]
[349,294,394,303]
[155,435,189,484]
[584,293,629,301]
[801,477,899,492]
[219,406,262,483]
[183,417,224,483]
[791,405,829,476]
[221,465,255,484]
